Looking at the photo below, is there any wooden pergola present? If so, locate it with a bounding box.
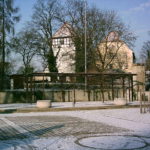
[21,72,136,102]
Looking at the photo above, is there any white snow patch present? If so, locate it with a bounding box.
[78,136,146,149]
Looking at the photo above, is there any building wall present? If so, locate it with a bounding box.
[96,42,134,71]
[44,23,76,73]
[127,64,145,91]
[53,45,75,73]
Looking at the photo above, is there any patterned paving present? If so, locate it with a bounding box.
[0,116,150,149]
[6,116,128,138]
[0,119,27,140]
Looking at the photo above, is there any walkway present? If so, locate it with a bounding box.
[0,105,150,149]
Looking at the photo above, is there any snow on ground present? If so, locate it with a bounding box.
[0,103,35,110]
[78,136,146,149]
[0,102,150,149]
[0,101,139,110]
[1,107,149,133]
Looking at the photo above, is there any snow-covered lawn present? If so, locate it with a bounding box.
[0,107,150,149]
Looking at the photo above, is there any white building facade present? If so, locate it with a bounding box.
[52,23,75,73]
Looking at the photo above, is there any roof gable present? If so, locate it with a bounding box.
[53,23,72,38]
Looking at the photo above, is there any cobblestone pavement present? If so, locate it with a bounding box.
[0,116,150,150]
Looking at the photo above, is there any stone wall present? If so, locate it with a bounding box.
[0,89,133,104]
[0,91,27,104]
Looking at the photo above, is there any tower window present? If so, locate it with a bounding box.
[60,39,64,45]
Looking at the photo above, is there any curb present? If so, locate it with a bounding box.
[0,105,140,114]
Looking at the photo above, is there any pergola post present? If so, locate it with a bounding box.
[42,75,45,100]
[73,86,76,107]
[128,77,131,101]
[33,75,36,102]
[122,76,125,98]
[26,75,29,103]
[131,75,134,101]
[111,77,114,100]
[30,75,32,103]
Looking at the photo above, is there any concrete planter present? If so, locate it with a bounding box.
[114,98,127,106]
[36,100,51,108]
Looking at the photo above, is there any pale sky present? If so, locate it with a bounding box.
[14,0,150,61]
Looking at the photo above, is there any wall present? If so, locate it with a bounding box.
[127,64,145,91]
[97,42,134,70]
[53,45,75,73]
[0,89,133,104]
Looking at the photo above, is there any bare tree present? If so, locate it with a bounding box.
[31,0,62,72]
[11,28,39,75]
[61,0,136,72]
[95,31,135,72]
[141,31,150,70]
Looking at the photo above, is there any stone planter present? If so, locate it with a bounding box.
[36,100,51,108]
[114,98,127,106]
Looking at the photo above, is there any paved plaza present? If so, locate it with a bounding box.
[0,105,150,149]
